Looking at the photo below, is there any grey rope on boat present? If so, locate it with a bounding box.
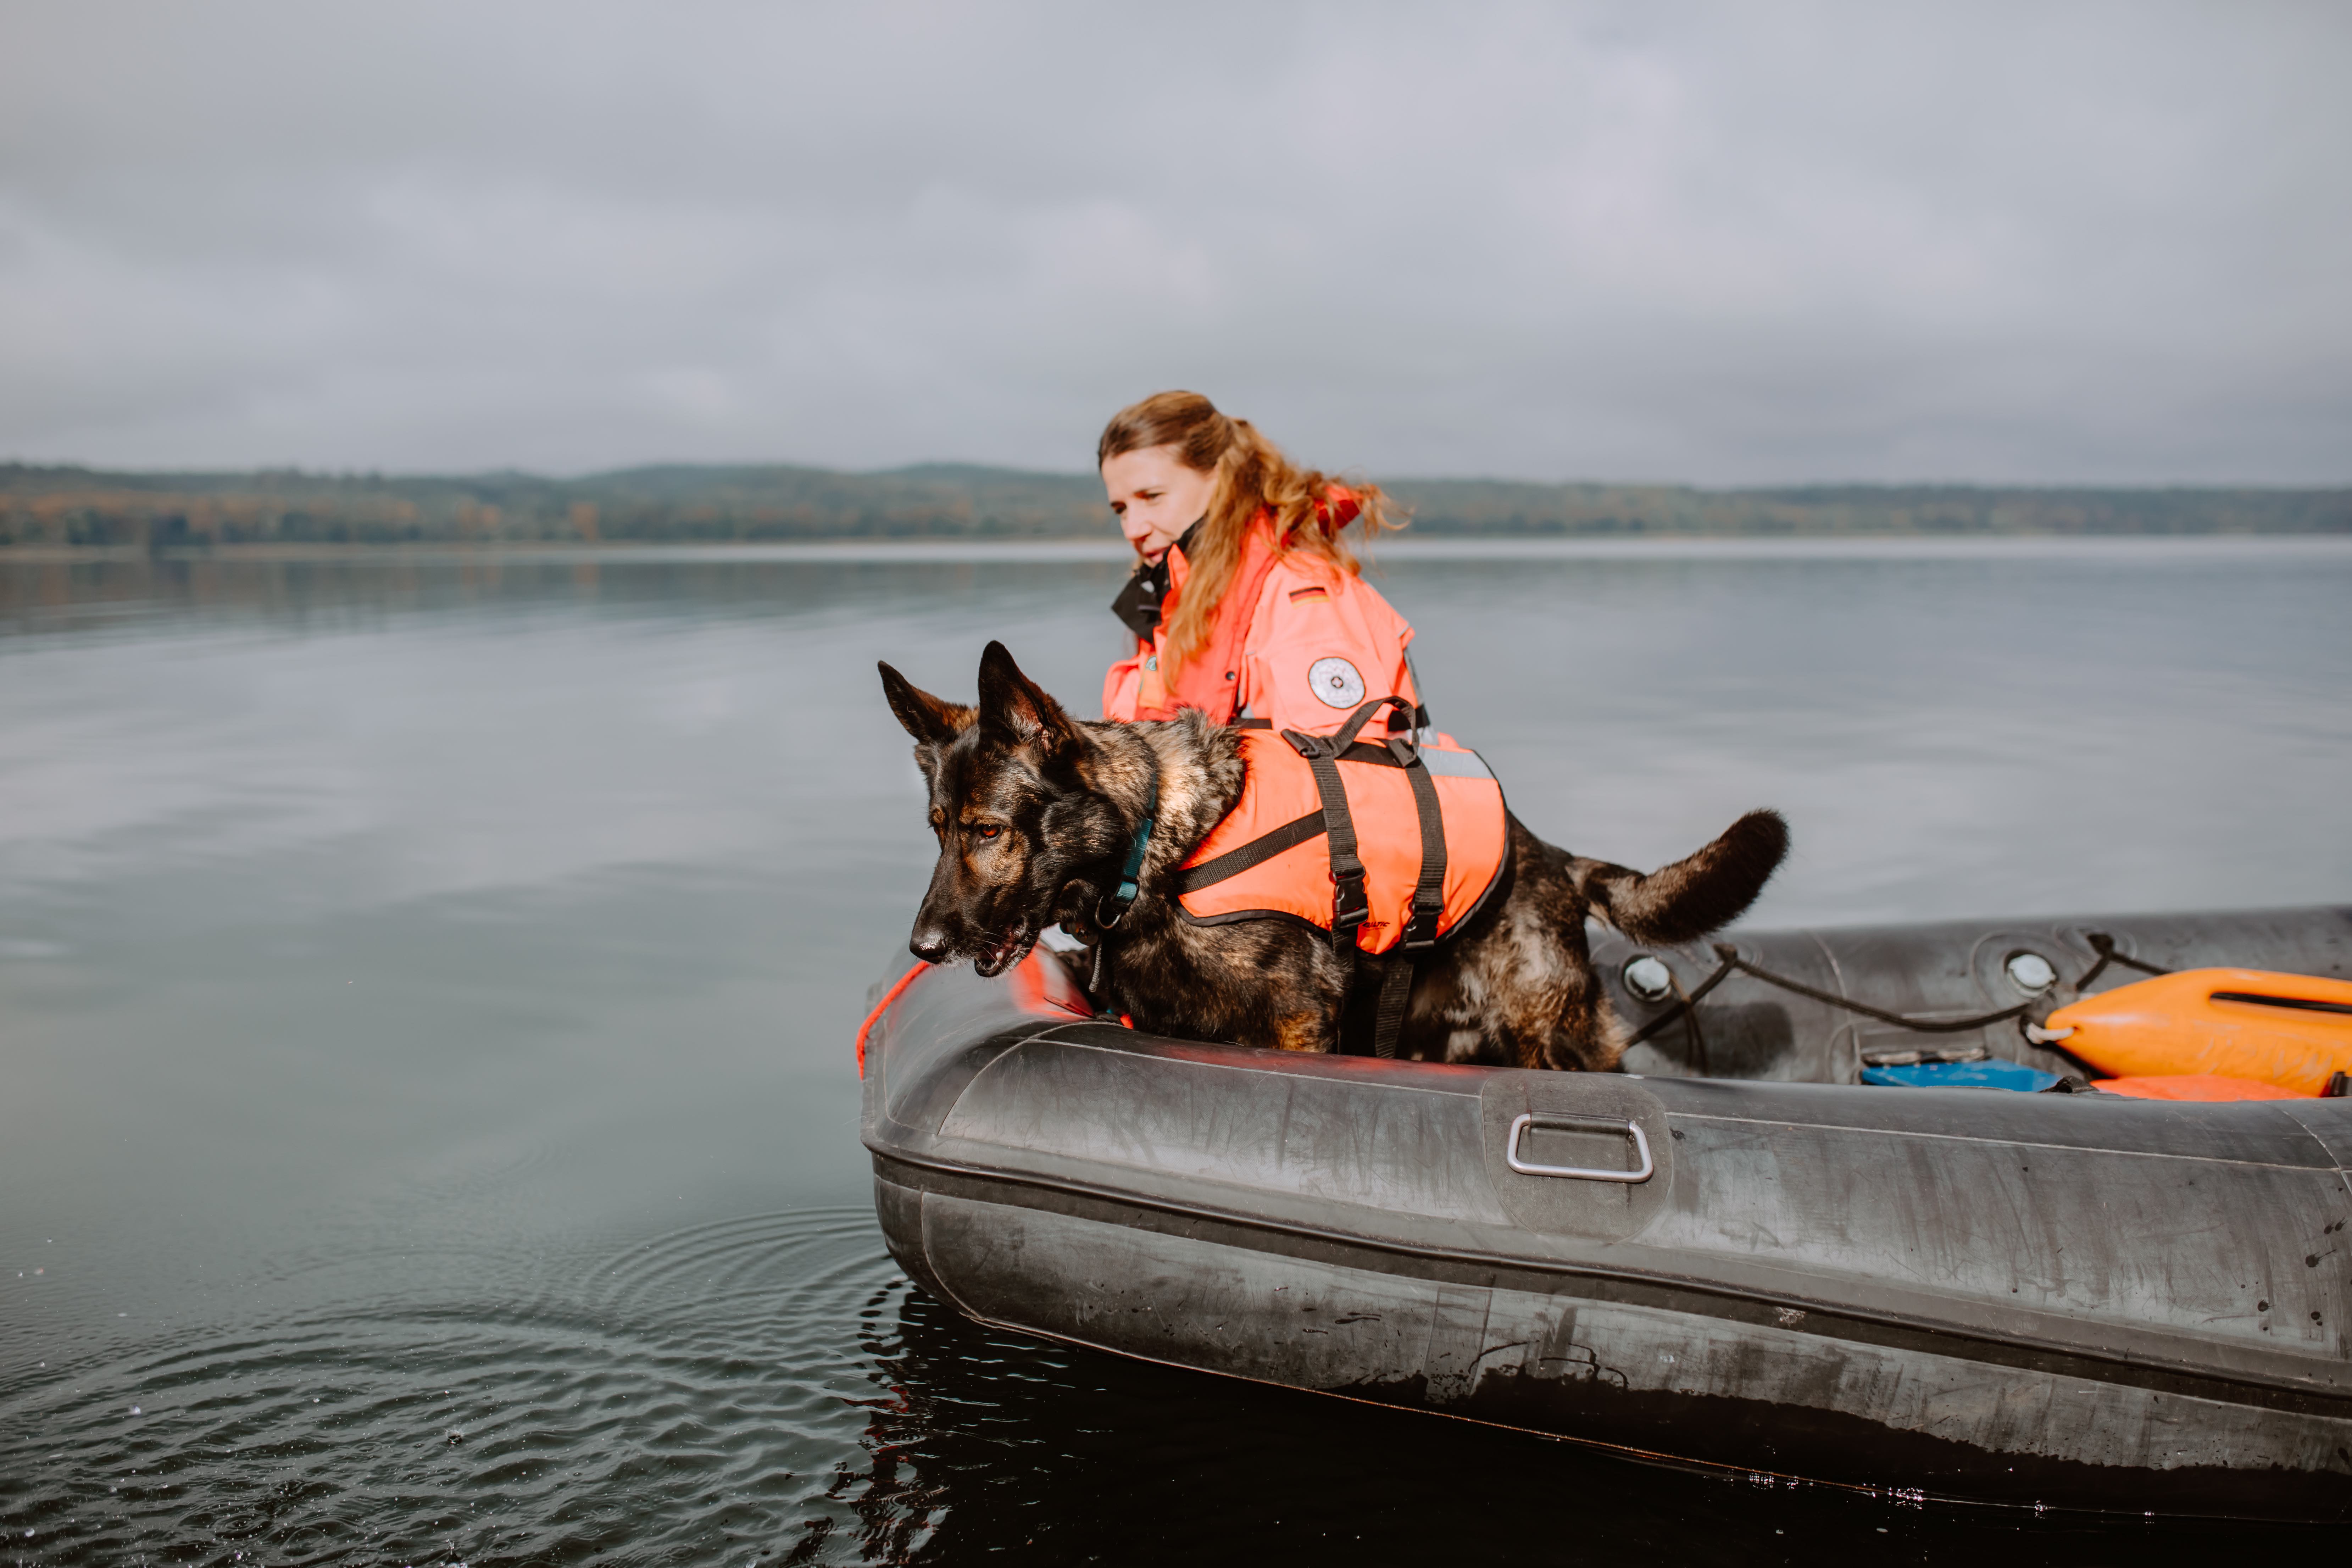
[1623,932,2174,1049]
[2070,931,2174,990]
[1665,971,1709,1075]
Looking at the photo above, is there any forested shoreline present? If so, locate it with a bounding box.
[3,461,2344,548]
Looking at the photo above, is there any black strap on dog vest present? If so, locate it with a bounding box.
[1283,729,1368,950]
[1176,810,1325,894]
[1235,702,1428,734]
[1369,954,1416,1060]
[1391,735,1448,951]
[1283,695,1450,1060]
[1369,733,1445,1060]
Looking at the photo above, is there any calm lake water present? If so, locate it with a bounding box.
[3,539,2348,1564]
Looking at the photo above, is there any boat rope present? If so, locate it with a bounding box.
[2071,932,2174,990]
[1665,971,1710,1076]
[1624,933,2174,1049]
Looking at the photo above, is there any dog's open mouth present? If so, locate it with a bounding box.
[973,923,1035,978]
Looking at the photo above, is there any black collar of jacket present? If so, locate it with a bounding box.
[1109,518,1204,641]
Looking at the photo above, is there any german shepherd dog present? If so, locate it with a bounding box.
[879,642,1787,1069]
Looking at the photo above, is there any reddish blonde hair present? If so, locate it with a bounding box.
[1097,390,1403,679]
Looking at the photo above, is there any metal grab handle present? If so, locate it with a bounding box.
[1505,1113,1655,1183]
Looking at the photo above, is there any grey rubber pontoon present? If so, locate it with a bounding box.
[860,906,2352,1520]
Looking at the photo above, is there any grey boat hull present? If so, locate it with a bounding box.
[861,905,2352,1520]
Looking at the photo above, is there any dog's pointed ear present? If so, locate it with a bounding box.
[976,640,1078,755]
[878,661,974,747]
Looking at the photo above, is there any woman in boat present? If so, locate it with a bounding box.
[1099,390,1426,738]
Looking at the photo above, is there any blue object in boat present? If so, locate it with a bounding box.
[1861,1058,2061,1091]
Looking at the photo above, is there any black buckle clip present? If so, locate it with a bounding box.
[1402,891,1444,950]
[1330,859,1370,947]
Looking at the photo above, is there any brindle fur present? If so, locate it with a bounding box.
[880,643,1789,1070]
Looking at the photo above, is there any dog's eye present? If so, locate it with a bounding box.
[975,824,1003,840]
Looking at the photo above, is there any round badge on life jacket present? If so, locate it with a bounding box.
[1308,656,1366,709]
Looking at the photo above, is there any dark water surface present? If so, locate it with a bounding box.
[3,541,2348,1564]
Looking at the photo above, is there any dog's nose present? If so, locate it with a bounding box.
[909,927,951,964]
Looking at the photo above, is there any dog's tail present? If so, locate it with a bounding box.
[1567,810,1789,949]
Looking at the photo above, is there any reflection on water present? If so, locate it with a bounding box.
[3,544,2348,1562]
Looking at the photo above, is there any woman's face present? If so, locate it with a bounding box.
[1101,445,1215,563]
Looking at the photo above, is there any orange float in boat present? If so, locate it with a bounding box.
[2039,967,2352,1095]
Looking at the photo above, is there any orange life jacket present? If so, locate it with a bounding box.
[1120,517,1288,722]
[1106,494,1425,738]
[1175,697,1507,959]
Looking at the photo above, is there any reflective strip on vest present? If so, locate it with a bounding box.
[1175,729,1506,955]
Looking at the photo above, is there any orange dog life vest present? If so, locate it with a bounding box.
[1175,697,1507,957]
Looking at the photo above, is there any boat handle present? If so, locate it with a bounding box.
[1505,1113,1654,1183]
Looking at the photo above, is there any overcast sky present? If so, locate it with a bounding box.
[2,2,2346,484]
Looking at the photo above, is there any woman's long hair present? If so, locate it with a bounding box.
[1097,390,1404,680]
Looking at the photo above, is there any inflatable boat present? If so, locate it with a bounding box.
[858,905,2352,1521]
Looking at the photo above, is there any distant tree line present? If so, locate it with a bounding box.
[2,461,2344,548]
[1379,479,2352,536]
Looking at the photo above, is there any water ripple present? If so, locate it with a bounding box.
[0,1208,913,1566]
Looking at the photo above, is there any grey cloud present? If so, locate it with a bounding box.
[1,0,2346,482]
